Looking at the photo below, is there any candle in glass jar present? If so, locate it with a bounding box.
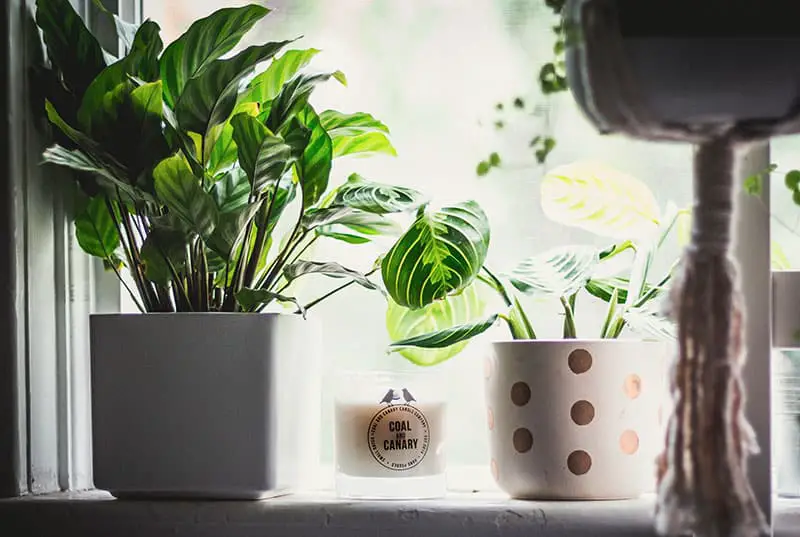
[334,372,447,499]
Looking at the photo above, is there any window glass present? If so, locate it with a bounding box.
[140,0,692,481]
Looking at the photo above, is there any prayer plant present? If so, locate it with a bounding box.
[34,0,493,314]
[385,161,684,366]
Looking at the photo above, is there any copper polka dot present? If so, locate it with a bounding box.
[624,374,642,399]
[620,430,640,455]
[484,356,494,379]
[570,400,595,426]
[491,459,499,482]
[512,428,533,453]
[510,382,531,406]
[487,407,495,431]
[567,450,592,475]
[568,349,593,374]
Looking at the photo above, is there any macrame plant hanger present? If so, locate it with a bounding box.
[564,1,800,536]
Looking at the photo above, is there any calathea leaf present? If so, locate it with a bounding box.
[206,201,263,258]
[230,114,293,193]
[159,4,271,107]
[294,106,333,208]
[381,201,491,309]
[508,245,599,297]
[283,260,380,291]
[35,0,107,97]
[140,226,188,285]
[153,155,218,237]
[74,196,119,259]
[212,167,251,213]
[622,307,676,341]
[208,102,259,174]
[333,173,427,214]
[175,40,293,138]
[236,288,305,316]
[77,20,163,132]
[241,48,321,104]
[90,0,140,53]
[386,282,487,366]
[388,315,499,353]
[540,161,661,240]
[319,110,397,158]
[266,71,345,132]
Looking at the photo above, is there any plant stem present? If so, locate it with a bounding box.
[299,267,380,313]
[560,295,577,339]
[481,265,513,307]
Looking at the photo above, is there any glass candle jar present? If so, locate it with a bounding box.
[334,370,447,499]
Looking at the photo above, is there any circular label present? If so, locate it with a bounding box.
[367,404,430,471]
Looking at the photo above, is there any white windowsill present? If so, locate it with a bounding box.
[2,490,798,536]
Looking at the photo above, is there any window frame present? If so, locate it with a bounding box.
[0,1,775,524]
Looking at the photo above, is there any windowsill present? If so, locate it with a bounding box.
[2,490,798,537]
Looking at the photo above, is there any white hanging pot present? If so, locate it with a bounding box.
[485,339,669,500]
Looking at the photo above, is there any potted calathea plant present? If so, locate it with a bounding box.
[385,161,680,500]
[33,0,487,498]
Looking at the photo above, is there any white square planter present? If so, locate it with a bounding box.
[90,313,321,499]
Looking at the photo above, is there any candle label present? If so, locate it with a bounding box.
[368,389,430,471]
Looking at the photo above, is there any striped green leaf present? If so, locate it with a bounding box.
[381,201,490,310]
[294,107,333,208]
[35,0,107,97]
[319,110,396,158]
[208,102,259,174]
[242,48,321,104]
[540,161,661,240]
[283,260,379,291]
[140,226,187,285]
[509,245,599,297]
[160,4,270,107]
[153,155,218,237]
[230,114,293,192]
[206,202,263,258]
[302,206,397,232]
[386,282,487,366]
[388,315,499,354]
[175,40,292,137]
[266,72,345,132]
[333,173,427,214]
[212,168,251,214]
[74,196,119,260]
[622,307,676,340]
[236,289,304,316]
[77,21,162,133]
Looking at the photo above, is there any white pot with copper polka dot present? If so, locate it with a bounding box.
[484,339,669,500]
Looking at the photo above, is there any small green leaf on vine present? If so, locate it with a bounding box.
[532,136,556,164]
[494,120,505,130]
[476,161,491,177]
[513,97,525,109]
[786,169,800,191]
[489,152,501,167]
[495,102,504,111]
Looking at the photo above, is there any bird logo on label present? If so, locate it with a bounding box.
[379,388,416,405]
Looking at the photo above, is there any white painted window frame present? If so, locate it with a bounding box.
[0,1,775,529]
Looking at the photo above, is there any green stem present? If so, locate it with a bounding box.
[560,295,577,339]
[481,265,513,307]
[633,259,679,309]
[298,267,380,313]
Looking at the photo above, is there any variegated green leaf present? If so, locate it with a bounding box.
[283,260,379,291]
[381,201,490,309]
[302,206,397,232]
[230,113,293,192]
[77,21,162,133]
[160,4,270,107]
[35,0,107,97]
[622,307,676,340]
[153,155,218,237]
[508,245,599,296]
[206,201,263,257]
[319,110,396,158]
[74,196,119,260]
[386,282,487,366]
[208,102,259,174]
[175,40,292,137]
[266,72,345,132]
[388,315,499,354]
[241,48,320,104]
[333,173,427,214]
[236,288,305,316]
[212,167,251,213]
[294,106,333,208]
[540,161,661,239]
